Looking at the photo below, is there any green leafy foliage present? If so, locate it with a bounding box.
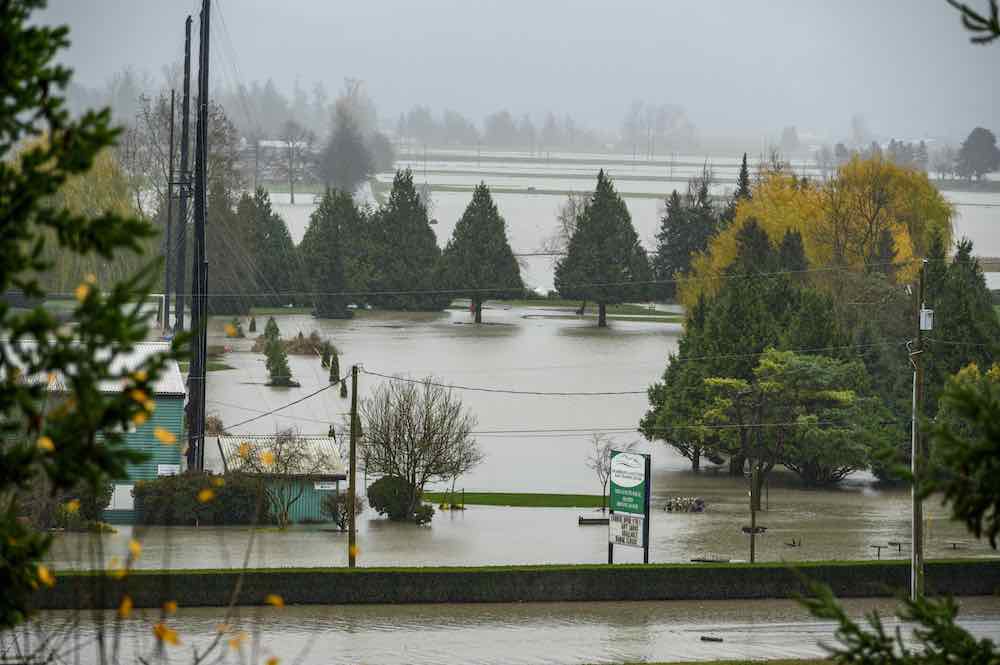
[441,183,523,322]
[555,170,652,325]
[0,0,183,629]
[133,472,267,525]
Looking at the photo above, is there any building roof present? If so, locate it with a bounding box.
[217,434,346,479]
[2,340,186,397]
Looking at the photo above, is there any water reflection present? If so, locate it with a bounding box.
[16,597,1000,665]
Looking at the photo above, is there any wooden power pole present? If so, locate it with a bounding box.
[911,260,929,600]
[163,89,175,330]
[174,16,192,334]
[348,364,359,568]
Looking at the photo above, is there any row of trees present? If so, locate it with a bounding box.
[813,126,999,182]
[642,154,999,487]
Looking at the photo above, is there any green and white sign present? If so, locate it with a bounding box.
[608,450,651,554]
[609,450,647,514]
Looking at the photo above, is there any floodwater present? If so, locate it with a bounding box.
[12,597,1000,665]
[49,307,996,569]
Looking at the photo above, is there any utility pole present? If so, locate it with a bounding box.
[187,0,210,471]
[749,463,759,564]
[174,16,192,333]
[910,260,930,600]
[164,90,176,330]
[348,364,359,568]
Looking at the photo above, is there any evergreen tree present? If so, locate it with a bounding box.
[728,218,775,274]
[441,183,523,323]
[299,188,356,318]
[777,229,808,273]
[240,188,300,308]
[369,169,450,311]
[720,152,752,227]
[265,335,294,386]
[263,316,280,341]
[652,190,687,302]
[554,170,652,326]
[205,180,255,315]
[925,238,1000,414]
[329,349,341,384]
[249,316,257,332]
[319,106,374,193]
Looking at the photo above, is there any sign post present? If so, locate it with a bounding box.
[608,450,652,564]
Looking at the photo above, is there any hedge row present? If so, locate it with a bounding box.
[33,559,1000,610]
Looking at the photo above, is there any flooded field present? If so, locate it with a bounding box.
[16,597,1000,665]
[49,306,996,569]
[270,151,1000,292]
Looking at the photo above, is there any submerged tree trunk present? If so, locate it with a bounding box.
[729,455,745,476]
[597,302,607,327]
[474,298,483,324]
[691,449,701,472]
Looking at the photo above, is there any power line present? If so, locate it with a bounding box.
[225,373,348,430]
[360,369,646,396]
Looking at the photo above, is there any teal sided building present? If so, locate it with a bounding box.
[102,342,187,524]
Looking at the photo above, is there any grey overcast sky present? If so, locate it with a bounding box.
[40,0,998,142]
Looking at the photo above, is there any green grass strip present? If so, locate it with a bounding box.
[424,492,608,508]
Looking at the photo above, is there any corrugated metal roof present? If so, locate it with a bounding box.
[2,340,186,397]
[217,434,346,478]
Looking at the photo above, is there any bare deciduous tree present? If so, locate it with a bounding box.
[279,119,315,205]
[238,430,336,528]
[358,378,481,517]
[585,434,636,512]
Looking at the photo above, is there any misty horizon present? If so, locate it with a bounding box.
[39,0,998,147]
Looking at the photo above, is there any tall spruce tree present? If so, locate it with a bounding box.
[924,237,1000,414]
[369,169,450,311]
[652,190,687,302]
[777,229,809,273]
[300,189,356,318]
[720,152,752,227]
[205,180,255,315]
[241,188,300,308]
[441,183,523,323]
[554,170,652,327]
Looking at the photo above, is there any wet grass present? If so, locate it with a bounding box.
[497,299,675,317]
[423,492,606,508]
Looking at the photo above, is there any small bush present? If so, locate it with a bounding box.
[134,472,268,525]
[321,492,365,531]
[414,503,434,525]
[367,476,433,524]
[17,478,113,530]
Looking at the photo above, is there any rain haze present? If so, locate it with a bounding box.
[40,0,999,142]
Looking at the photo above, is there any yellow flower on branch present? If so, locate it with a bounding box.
[132,370,148,383]
[128,538,142,560]
[163,600,178,615]
[264,593,284,608]
[152,622,180,646]
[154,427,176,445]
[129,388,148,404]
[36,436,55,452]
[224,323,238,337]
[197,488,215,503]
[260,450,275,466]
[132,411,148,426]
[266,658,280,665]
[349,544,360,559]
[65,499,81,514]
[143,399,155,413]
[118,595,133,619]
[109,556,127,580]
[74,283,90,303]
[37,565,55,588]
[211,476,225,487]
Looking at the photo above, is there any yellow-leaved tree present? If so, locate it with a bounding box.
[679,156,953,307]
